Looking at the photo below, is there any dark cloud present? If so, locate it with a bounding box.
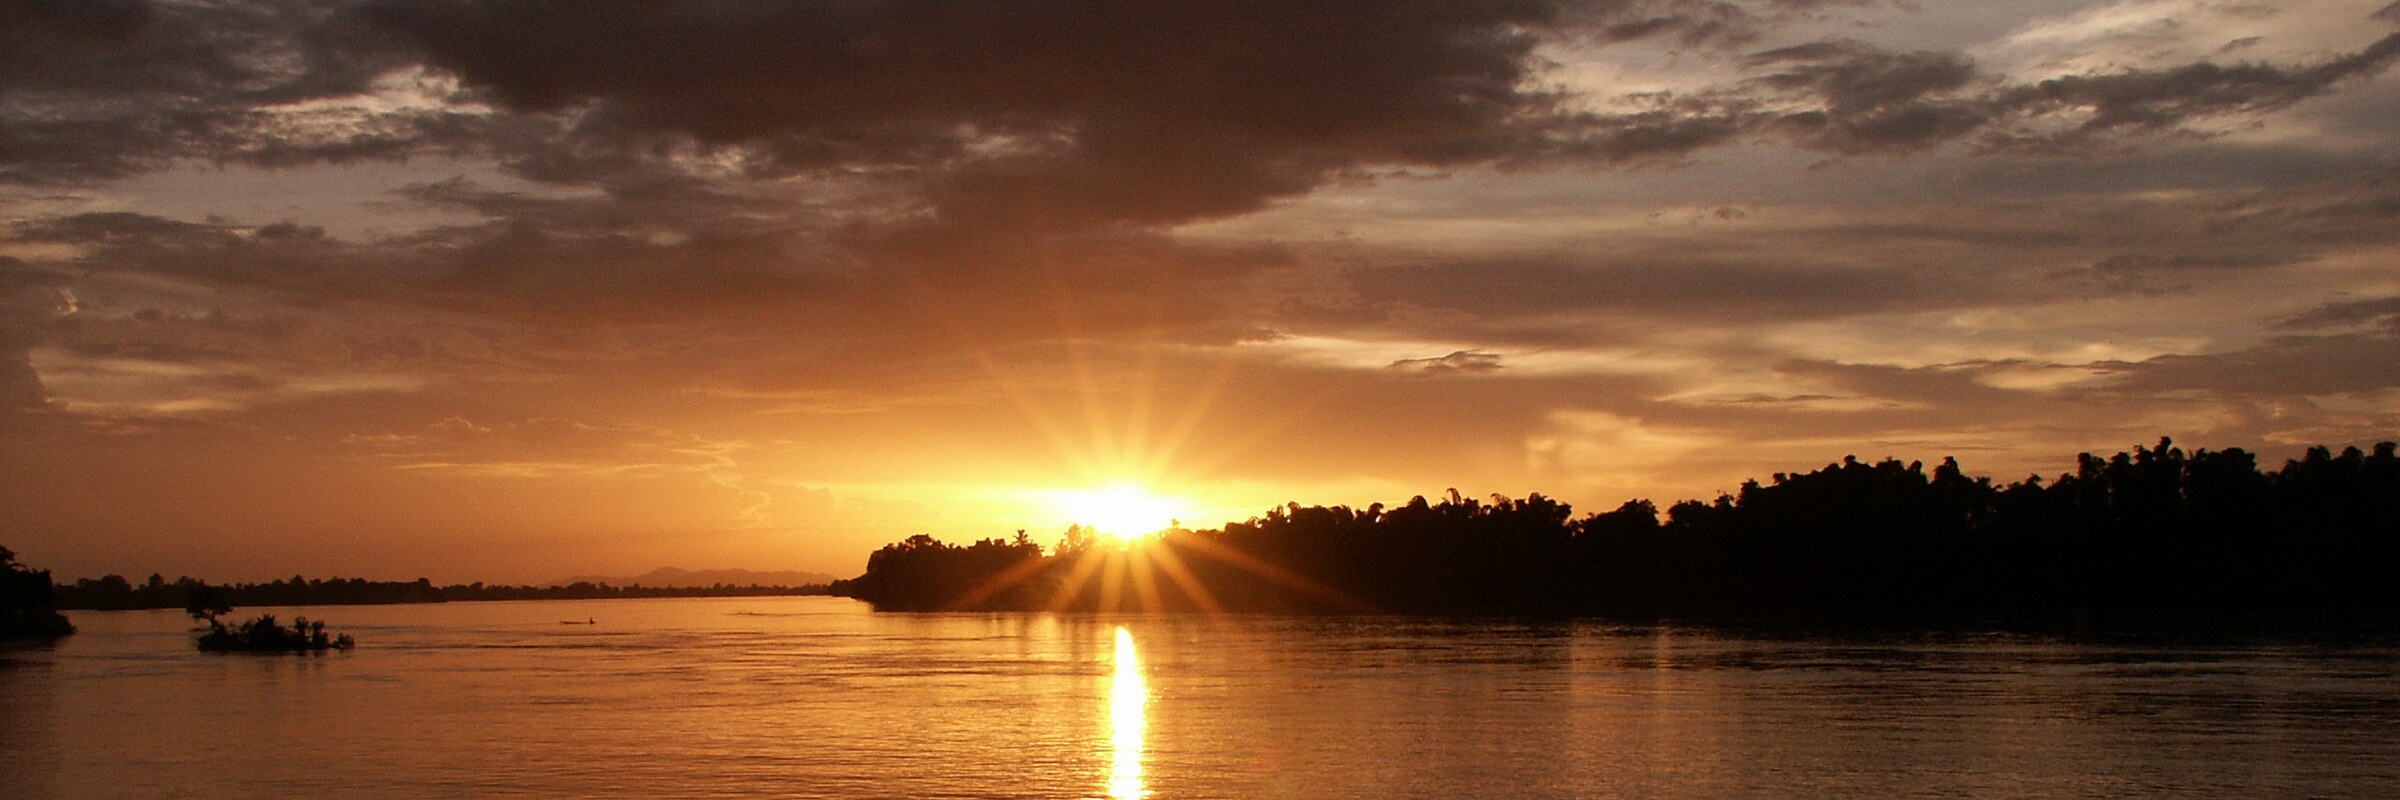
[2007,32,2400,144]
[0,0,148,46]
[2277,296,2400,332]
[1545,104,1752,164]
[10,210,214,244]
[0,255,75,410]
[361,0,1577,228]
[1357,255,1973,326]
[2064,251,2303,293]
[0,0,423,183]
[1389,350,1506,375]
[4,0,2392,214]
[47,307,452,368]
[2097,331,2400,398]
[1774,358,2024,409]
[1712,22,2400,157]
[1747,41,1993,153]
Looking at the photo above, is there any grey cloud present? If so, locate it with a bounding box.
[1774,358,2027,409]
[362,0,1577,228]
[1544,106,1752,164]
[0,255,75,409]
[2088,252,2298,274]
[9,208,846,326]
[0,0,422,184]
[1711,20,2400,157]
[56,308,370,366]
[2277,296,2400,332]
[1747,41,1992,153]
[8,0,2393,218]
[5,195,1289,385]
[2095,331,2400,398]
[2064,251,2304,293]
[1389,350,1506,375]
[1358,255,1973,326]
[11,210,216,244]
[2012,32,2400,140]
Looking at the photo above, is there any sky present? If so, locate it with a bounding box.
[3,0,2398,583]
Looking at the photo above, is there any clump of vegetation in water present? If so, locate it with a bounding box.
[188,587,353,653]
[1,545,75,639]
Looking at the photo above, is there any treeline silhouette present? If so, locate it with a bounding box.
[53,573,831,611]
[1,546,75,638]
[833,438,2400,627]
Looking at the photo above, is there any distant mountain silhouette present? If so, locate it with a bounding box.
[558,567,839,588]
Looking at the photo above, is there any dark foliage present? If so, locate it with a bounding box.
[834,438,2400,628]
[0,546,75,639]
[195,614,354,654]
[830,533,1052,612]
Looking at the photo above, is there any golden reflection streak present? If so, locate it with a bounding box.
[1107,626,1149,799]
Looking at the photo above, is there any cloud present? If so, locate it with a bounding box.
[1389,350,1507,375]
[1356,254,1977,327]
[0,0,430,184]
[2097,330,2400,397]
[1747,41,1996,152]
[1728,25,2400,155]
[2277,295,2400,331]
[2008,31,2400,140]
[6,0,2393,222]
[359,0,1583,228]
[0,256,75,410]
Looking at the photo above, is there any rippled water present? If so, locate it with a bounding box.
[5,597,2399,798]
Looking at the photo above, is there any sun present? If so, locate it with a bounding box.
[1059,483,1185,541]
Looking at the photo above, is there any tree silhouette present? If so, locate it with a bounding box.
[0,545,75,639]
[834,437,2400,629]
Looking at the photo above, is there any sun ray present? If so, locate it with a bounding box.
[1127,547,1164,613]
[1096,550,1127,613]
[1141,349,1253,479]
[944,551,1058,611]
[1168,534,1378,613]
[1045,548,1114,612]
[1054,483,1185,541]
[1142,541,1226,614]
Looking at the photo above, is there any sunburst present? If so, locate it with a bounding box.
[1057,483,1185,541]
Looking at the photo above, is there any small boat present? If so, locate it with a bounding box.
[560,618,596,625]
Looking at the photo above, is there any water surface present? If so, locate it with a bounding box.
[5,597,2397,798]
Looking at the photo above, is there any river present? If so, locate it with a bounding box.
[4,596,2397,798]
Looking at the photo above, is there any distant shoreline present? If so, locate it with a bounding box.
[54,579,832,612]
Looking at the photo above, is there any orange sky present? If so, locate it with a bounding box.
[5,1,2400,583]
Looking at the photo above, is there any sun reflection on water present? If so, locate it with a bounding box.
[1107,626,1149,799]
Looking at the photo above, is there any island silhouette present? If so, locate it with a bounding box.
[833,438,2400,628]
[186,588,355,653]
[1,545,74,639]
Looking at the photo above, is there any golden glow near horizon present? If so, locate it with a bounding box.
[1058,484,1186,542]
[1106,626,1150,800]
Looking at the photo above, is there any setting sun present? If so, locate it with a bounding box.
[1058,484,1185,540]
